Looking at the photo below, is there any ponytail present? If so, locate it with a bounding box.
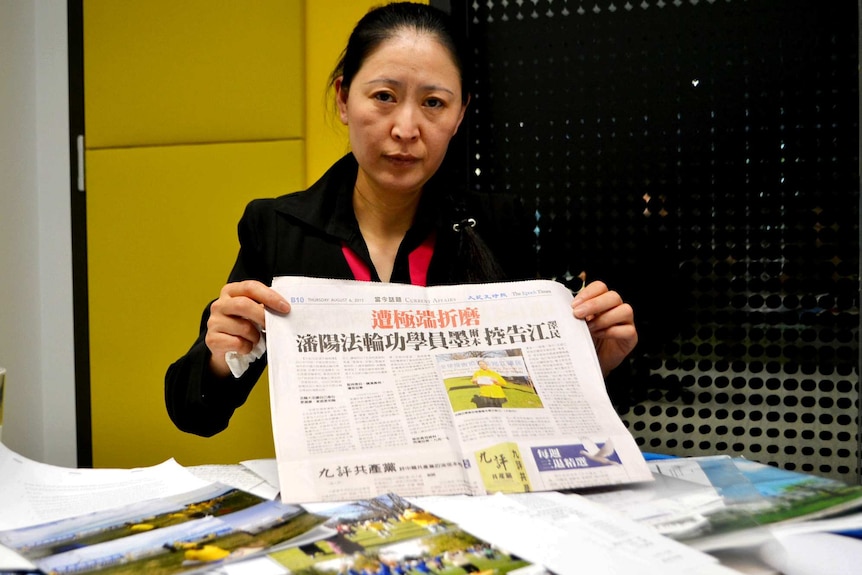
[450,215,507,283]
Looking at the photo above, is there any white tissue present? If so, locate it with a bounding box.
[225,333,267,378]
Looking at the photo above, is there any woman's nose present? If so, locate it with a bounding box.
[391,105,420,140]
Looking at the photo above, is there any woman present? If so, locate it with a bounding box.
[470,359,509,408]
[165,2,637,437]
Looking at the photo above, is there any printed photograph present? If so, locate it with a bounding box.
[268,493,538,574]
[0,483,324,575]
[436,351,543,413]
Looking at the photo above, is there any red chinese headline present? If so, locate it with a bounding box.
[371,307,480,330]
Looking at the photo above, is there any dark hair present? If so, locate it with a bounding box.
[329,2,470,105]
[333,2,506,284]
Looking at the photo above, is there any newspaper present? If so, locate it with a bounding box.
[266,277,653,503]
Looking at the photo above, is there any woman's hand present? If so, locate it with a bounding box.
[205,280,291,377]
[571,280,638,377]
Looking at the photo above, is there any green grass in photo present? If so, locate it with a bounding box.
[444,376,544,412]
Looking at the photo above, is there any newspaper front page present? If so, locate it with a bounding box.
[266,277,652,503]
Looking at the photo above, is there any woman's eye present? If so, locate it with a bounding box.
[374,92,394,103]
[425,98,444,108]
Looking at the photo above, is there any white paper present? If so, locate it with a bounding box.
[240,458,280,492]
[769,512,862,538]
[0,542,35,572]
[266,277,652,503]
[582,471,727,537]
[758,532,862,575]
[0,442,211,531]
[186,463,279,499]
[415,491,743,575]
[209,555,288,575]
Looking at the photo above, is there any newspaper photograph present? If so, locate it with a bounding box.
[266,277,653,503]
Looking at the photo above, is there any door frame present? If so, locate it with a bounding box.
[67,0,93,468]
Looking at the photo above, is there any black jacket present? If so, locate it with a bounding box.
[165,153,535,436]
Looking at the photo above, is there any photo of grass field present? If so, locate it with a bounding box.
[268,493,536,574]
[435,351,544,413]
[0,484,325,575]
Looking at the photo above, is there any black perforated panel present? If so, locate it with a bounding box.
[449,0,861,483]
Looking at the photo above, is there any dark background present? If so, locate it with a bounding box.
[434,0,860,483]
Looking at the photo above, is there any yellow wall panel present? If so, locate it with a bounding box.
[86,140,305,467]
[81,0,433,468]
[84,0,304,149]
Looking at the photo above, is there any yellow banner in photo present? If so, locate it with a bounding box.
[475,442,532,493]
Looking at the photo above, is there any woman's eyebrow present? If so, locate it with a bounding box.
[364,78,455,95]
[423,84,456,96]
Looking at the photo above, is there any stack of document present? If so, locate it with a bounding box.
[0,443,734,575]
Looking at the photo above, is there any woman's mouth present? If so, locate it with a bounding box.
[385,154,420,165]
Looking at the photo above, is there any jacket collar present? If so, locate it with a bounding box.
[272,153,359,242]
[273,152,449,243]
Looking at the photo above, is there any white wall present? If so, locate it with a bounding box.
[0,0,77,466]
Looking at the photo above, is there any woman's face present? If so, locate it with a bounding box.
[336,31,467,198]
